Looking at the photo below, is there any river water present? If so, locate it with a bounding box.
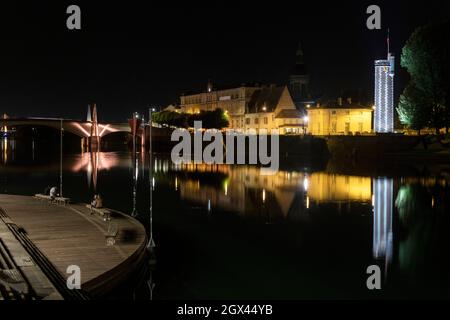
[1,137,450,299]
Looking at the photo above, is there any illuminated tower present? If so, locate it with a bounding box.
[374,36,395,133]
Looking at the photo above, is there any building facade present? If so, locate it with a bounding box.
[307,99,373,135]
[180,84,260,131]
[374,53,395,133]
[180,83,304,134]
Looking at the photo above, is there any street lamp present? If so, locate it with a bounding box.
[147,107,156,253]
[60,119,63,197]
[303,116,309,135]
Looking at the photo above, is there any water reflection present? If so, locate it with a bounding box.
[172,164,373,219]
[1,137,16,164]
[373,177,394,278]
[70,152,120,191]
[1,145,450,298]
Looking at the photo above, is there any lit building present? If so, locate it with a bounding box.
[180,82,261,130]
[244,86,304,134]
[374,53,395,133]
[306,98,373,135]
[180,82,304,134]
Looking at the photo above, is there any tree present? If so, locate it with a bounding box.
[152,111,188,128]
[401,20,450,133]
[397,83,430,134]
[152,109,229,129]
[188,109,229,129]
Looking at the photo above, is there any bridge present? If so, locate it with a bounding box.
[1,104,139,150]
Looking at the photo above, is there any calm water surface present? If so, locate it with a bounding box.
[1,138,450,299]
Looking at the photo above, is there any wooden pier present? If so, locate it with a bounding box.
[0,194,147,299]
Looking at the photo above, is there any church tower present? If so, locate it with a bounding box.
[289,42,310,111]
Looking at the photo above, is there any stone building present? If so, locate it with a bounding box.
[307,98,373,135]
[180,82,305,134]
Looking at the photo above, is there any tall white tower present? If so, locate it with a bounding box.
[374,49,395,133]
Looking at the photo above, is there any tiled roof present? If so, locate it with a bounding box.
[247,87,285,113]
[315,100,372,109]
[275,109,302,119]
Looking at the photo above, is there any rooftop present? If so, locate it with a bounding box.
[311,98,372,110]
[181,82,273,96]
[247,86,286,113]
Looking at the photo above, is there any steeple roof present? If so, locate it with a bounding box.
[291,42,308,76]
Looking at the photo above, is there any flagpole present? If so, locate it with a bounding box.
[387,28,390,57]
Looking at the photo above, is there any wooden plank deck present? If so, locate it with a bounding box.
[0,194,147,298]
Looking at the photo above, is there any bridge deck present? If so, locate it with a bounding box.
[0,194,147,298]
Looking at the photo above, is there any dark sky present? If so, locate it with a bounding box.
[0,1,448,122]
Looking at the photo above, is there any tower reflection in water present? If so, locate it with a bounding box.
[372,177,394,278]
[71,152,119,191]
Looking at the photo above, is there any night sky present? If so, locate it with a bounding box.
[0,1,448,122]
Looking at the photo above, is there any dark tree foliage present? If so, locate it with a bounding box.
[152,109,229,129]
[152,111,188,128]
[188,109,229,129]
[397,83,431,134]
[401,20,450,133]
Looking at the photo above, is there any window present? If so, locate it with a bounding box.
[246,118,250,125]
[331,110,336,115]
[264,117,268,125]
[254,118,259,125]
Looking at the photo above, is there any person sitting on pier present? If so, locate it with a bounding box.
[49,186,58,201]
[95,195,103,209]
[90,194,104,211]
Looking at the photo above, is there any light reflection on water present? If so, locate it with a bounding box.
[1,139,450,299]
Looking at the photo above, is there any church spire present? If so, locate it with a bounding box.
[292,41,307,76]
[295,42,305,65]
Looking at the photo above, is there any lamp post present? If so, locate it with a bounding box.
[147,107,156,252]
[60,119,63,197]
[303,116,309,135]
[130,112,141,218]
